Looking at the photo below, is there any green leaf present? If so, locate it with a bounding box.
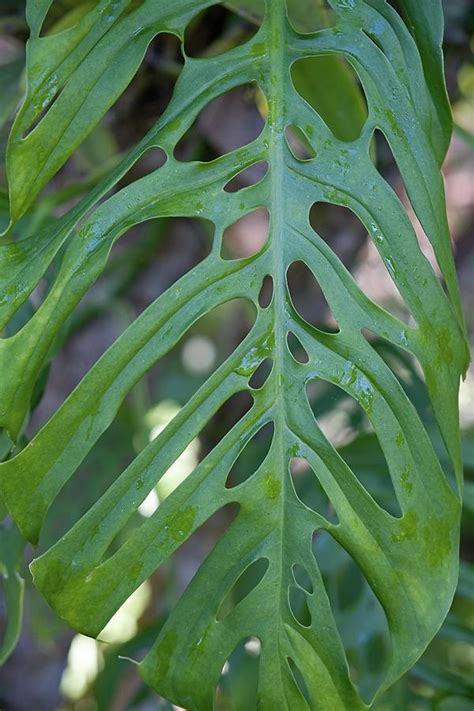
[0,522,25,665]
[291,55,368,142]
[0,0,469,707]
[0,57,24,132]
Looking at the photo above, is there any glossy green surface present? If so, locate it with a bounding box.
[0,0,469,708]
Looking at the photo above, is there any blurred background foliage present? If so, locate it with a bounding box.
[0,0,473,709]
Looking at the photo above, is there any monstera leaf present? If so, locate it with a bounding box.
[0,0,469,708]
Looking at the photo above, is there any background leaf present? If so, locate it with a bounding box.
[0,522,25,665]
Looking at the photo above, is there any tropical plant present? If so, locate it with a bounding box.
[0,0,470,709]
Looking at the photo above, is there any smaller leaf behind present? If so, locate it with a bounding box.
[0,521,25,665]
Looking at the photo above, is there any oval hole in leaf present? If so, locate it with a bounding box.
[41,1,118,36]
[287,260,339,333]
[338,433,403,518]
[292,563,313,594]
[310,201,367,274]
[306,379,363,448]
[124,33,184,146]
[40,2,72,35]
[120,33,185,149]
[287,657,312,706]
[4,295,38,340]
[200,389,254,459]
[310,201,412,323]
[371,129,443,279]
[285,125,316,160]
[306,379,402,517]
[216,558,269,621]
[221,208,269,260]
[223,160,268,193]
[85,217,212,331]
[366,332,457,492]
[313,530,391,703]
[141,398,203,505]
[225,421,274,488]
[174,82,266,162]
[258,275,273,308]
[249,358,273,390]
[184,6,258,58]
[361,28,386,54]
[289,585,312,628]
[289,456,336,520]
[118,147,167,187]
[21,88,62,140]
[150,297,256,408]
[291,56,368,142]
[286,0,336,32]
[287,331,309,364]
[216,636,260,709]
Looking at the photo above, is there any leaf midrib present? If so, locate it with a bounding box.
[267,0,296,697]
